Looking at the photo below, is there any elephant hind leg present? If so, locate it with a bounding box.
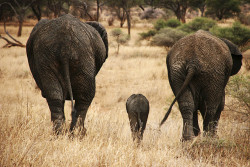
[193,110,200,136]
[70,100,90,136]
[178,90,195,141]
[202,92,225,137]
[46,99,65,134]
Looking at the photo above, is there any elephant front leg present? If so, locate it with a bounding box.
[46,99,65,134]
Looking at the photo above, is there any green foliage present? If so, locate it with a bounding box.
[178,17,217,33]
[154,18,182,30]
[154,19,168,30]
[111,28,129,54]
[226,74,250,115]
[210,21,250,46]
[139,30,157,40]
[151,27,188,47]
[165,18,181,28]
[206,0,241,20]
[111,28,123,37]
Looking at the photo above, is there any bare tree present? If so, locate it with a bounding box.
[0,0,35,37]
[47,0,71,18]
[0,22,25,47]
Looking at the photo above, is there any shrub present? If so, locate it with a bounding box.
[238,14,250,25]
[165,18,181,28]
[210,21,250,46]
[151,28,188,47]
[108,17,114,26]
[140,8,166,20]
[111,28,129,54]
[178,17,217,33]
[139,30,157,40]
[226,74,250,121]
[154,18,182,30]
[153,19,168,31]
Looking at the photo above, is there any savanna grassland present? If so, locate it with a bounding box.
[0,22,249,167]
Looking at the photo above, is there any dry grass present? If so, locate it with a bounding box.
[0,25,249,167]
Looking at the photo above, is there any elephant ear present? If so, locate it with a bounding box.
[220,38,242,76]
[86,21,108,59]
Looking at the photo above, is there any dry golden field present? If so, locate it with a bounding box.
[0,23,249,167]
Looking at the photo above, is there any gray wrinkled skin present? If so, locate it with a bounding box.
[126,94,149,142]
[26,14,108,134]
[160,30,242,141]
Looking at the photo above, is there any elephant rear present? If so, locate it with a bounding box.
[26,14,108,134]
[163,30,241,140]
[126,94,149,142]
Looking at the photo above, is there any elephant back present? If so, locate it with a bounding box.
[126,94,149,114]
[168,30,233,75]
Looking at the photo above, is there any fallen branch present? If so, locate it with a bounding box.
[0,22,25,48]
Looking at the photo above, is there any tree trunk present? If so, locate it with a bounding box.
[200,6,205,17]
[125,9,131,35]
[32,5,42,21]
[180,6,187,23]
[17,20,23,37]
[96,0,100,21]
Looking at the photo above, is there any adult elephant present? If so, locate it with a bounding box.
[160,30,242,141]
[26,14,108,134]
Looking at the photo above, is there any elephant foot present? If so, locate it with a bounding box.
[78,127,87,139]
[182,121,195,141]
[52,119,65,135]
[181,134,195,142]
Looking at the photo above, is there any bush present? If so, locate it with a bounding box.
[226,74,250,121]
[154,19,168,31]
[139,30,157,40]
[165,18,181,28]
[239,14,250,25]
[111,28,129,54]
[151,28,188,47]
[154,18,182,30]
[178,17,217,33]
[140,8,166,20]
[210,21,250,46]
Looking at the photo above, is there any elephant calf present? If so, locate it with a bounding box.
[126,94,149,142]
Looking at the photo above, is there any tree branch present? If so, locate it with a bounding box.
[0,22,25,48]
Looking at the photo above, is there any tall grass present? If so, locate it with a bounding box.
[0,26,249,166]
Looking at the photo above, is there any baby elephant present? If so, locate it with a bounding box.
[126,94,149,142]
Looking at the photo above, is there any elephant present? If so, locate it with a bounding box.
[26,14,108,134]
[160,30,242,141]
[126,94,149,142]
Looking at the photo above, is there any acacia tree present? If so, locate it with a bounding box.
[206,0,241,20]
[107,0,143,35]
[106,1,126,27]
[31,0,48,21]
[189,0,206,17]
[47,0,71,18]
[156,0,205,23]
[0,0,35,37]
[156,0,191,23]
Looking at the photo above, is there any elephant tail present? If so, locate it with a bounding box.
[160,66,196,127]
[62,60,75,115]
